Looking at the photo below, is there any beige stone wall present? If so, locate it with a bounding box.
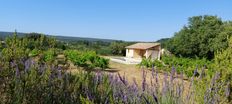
[146,50,159,59]
[126,46,161,60]
[126,49,134,58]
[133,49,146,58]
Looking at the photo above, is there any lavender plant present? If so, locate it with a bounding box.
[0,58,230,104]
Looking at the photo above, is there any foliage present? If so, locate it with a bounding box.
[167,15,232,59]
[25,33,57,50]
[1,34,29,62]
[29,49,41,57]
[213,37,232,101]
[0,59,230,104]
[139,58,164,68]
[42,48,57,62]
[64,50,109,70]
[139,56,212,77]
[156,38,170,49]
[109,41,133,56]
[66,40,113,55]
[0,41,3,51]
[0,31,230,104]
[0,59,113,103]
[66,40,134,56]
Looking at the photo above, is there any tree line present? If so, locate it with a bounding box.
[162,15,232,60]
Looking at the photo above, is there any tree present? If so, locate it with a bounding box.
[212,21,232,52]
[25,33,58,50]
[109,41,130,56]
[167,15,227,59]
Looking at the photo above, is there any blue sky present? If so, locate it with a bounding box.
[0,0,232,41]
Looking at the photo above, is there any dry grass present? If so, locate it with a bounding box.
[106,61,190,86]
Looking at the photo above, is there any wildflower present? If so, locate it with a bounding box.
[39,64,46,75]
[170,66,176,83]
[199,65,206,79]
[118,73,127,86]
[143,94,151,104]
[108,73,114,85]
[162,73,168,96]
[155,67,159,88]
[24,59,31,72]
[142,69,147,92]
[123,94,127,103]
[193,67,198,77]
[152,93,159,104]
[57,67,62,79]
[225,82,230,98]
[15,65,20,77]
[133,77,138,88]
[152,64,155,78]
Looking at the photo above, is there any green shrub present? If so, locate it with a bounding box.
[43,49,57,62]
[64,50,109,70]
[213,37,232,101]
[139,56,212,77]
[29,49,40,57]
[161,55,212,77]
[138,58,164,69]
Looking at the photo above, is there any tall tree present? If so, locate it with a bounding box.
[167,15,226,59]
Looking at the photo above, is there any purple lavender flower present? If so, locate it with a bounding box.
[108,73,114,85]
[142,69,147,92]
[162,73,168,96]
[152,64,155,78]
[95,71,102,85]
[132,82,138,94]
[10,61,16,68]
[118,73,127,86]
[187,73,194,102]
[142,94,150,104]
[123,72,128,85]
[179,72,184,96]
[193,68,198,77]
[210,72,220,87]
[150,76,153,87]
[176,84,181,98]
[199,66,205,79]
[24,59,31,72]
[152,93,158,103]
[57,68,62,79]
[133,77,138,88]
[225,82,230,98]
[170,66,176,83]
[15,65,20,77]
[155,68,159,86]
[39,64,46,75]
[123,94,127,103]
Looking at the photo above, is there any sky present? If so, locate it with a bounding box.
[0,0,232,41]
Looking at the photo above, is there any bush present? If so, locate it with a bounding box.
[139,56,212,77]
[64,50,109,70]
[0,59,229,104]
[213,37,232,101]
[161,56,212,77]
[0,59,113,103]
[42,48,57,62]
[138,58,166,71]
[29,49,40,57]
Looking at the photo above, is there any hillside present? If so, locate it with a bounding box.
[0,31,119,42]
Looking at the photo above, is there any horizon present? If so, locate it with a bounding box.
[1,0,232,41]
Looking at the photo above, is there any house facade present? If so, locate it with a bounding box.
[125,43,161,60]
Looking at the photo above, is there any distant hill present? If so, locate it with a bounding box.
[0,31,26,39]
[0,31,119,42]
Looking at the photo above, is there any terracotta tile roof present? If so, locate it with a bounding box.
[125,43,160,50]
